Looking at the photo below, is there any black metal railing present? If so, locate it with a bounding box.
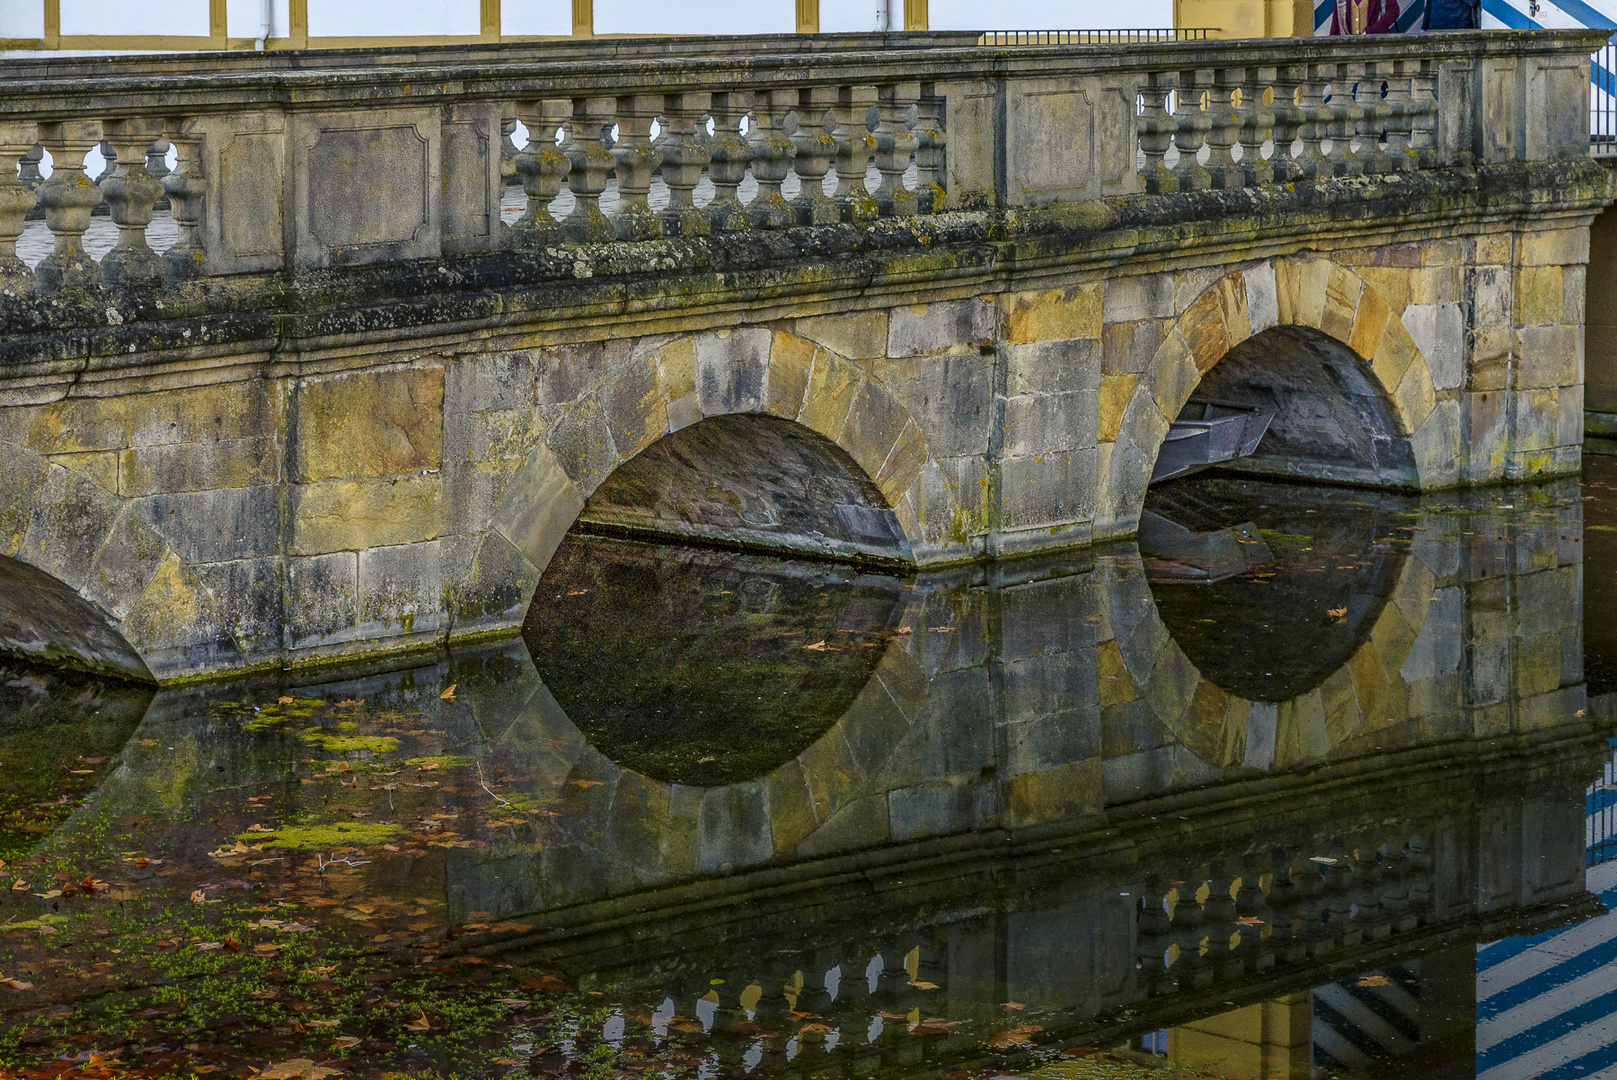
[1594,37,1617,156]
[979,28,1214,45]
[1587,738,1617,865]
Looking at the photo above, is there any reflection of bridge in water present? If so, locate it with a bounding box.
[15,473,1600,1073]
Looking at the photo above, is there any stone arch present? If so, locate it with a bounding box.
[1097,258,1450,537]
[478,327,932,601]
[1099,542,1441,777]
[0,442,237,683]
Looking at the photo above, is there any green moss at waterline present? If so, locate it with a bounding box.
[243,821,405,849]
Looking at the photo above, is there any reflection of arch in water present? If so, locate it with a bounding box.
[521,534,909,788]
[0,441,235,682]
[1101,530,1444,777]
[476,328,932,614]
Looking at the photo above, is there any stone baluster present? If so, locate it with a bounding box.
[870,943,912,1016]
[1138,72,1179,194]
[1235,851,1276,972]
[17,145,44,191]
[1269,65,1307,183]
[1383,64,1418,172]
[747,89,796,230]
[610,94,662,241]
[1267,850,1306,964]
[752,971,795,1072]
[562,97,617,244]
[1204,864,1243,978]
[791,86,840,225]
[833,85,879,223]
[1298,861,1335,957]
[1410,61,1442,168]
[1323,65,1363,176]
[511,99,573,248]
[1138,876,1178,996]
[0,124,39,296]
[1238,67,1277,187]
[659,91,713,238]
[705,92,752,233]
[1295,66,1331,180]
[1205,69,1246,189]
[100,119,167,290]
[145,138,172,186]
[913,85,946,213]
[872,82,919,217]
[1355,63,1395,175]
[35,120,105,293]
[1172,70,1213,191]
[1171,874,1212,988]
[161,119,207,281]
[1379,842,1416,932]
[1323,852,1359,948]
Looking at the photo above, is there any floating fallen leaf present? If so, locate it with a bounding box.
[1,978,31,991]
[910,1017,959,1035]
[1002,1001,1025,1011]
[496,998,529,1007]
[332,1037,361,1049]
[196,941,224,951]
[306,1018,340,1028]
[1357,975,1391,988]
[1236,916,1265,926]
[419,762,440,772]
[1327,606,1347,618]
[908,980,939,990]
[490,1059,520,1066]
[928,626,956,632]
[261,1061,342,1080]
[336,699,363,708]
[567,778,603,788]
[9,880,24,893]
[223,935,241,953]
[34,890,60,900]
[403,1011,431,1032]
[439,685,457,700]
[986,1023,1044,1049]
[79,757,105,764]
[67,769,92,775]
[802,640,838,651]
[190,889,207,904]
[277,696,294,705]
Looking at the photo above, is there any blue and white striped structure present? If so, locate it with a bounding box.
[1311,0,1617,147]
[1473,742,1617,1080]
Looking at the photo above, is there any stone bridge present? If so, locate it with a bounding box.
[0,28,1608,682]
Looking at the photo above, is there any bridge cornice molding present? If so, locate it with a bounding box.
[0,159,1605,399]
[0,30,1607,121]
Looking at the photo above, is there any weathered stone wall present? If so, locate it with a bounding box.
[0,172,1602,681]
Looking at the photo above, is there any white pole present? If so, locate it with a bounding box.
[254,0,272,49]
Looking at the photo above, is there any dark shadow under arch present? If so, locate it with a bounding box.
[574,413,910,567]
[1193,325,1419,490]
[0,557,153,683]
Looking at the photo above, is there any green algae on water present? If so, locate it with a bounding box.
[244,821,405,849]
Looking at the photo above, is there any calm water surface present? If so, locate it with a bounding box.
[1,463,1616,1079]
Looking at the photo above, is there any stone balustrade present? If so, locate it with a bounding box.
[0,27,1600,294]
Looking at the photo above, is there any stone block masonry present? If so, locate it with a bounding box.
[0,30,1609,681]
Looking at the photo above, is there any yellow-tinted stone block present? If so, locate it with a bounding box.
[296,366,443,482]
[767,332,817,418]
[291,475,442,555]
[1348,284,1392,361]
[1179,287,1231,374]
[1002,284,1103,344]
[1098,373,1138,443]
[1321,264,1364,343]
[795,310,889,359]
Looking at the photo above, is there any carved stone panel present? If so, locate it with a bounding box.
[295,110,440,268]
[442,103,504,255]
[1007,81,1097,205]
[208,115,287,274]
[942,80,999,211]
[1476,58,1519,164]
[1098,83,1139,195]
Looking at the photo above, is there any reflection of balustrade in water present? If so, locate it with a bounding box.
[0,29,1598,293]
